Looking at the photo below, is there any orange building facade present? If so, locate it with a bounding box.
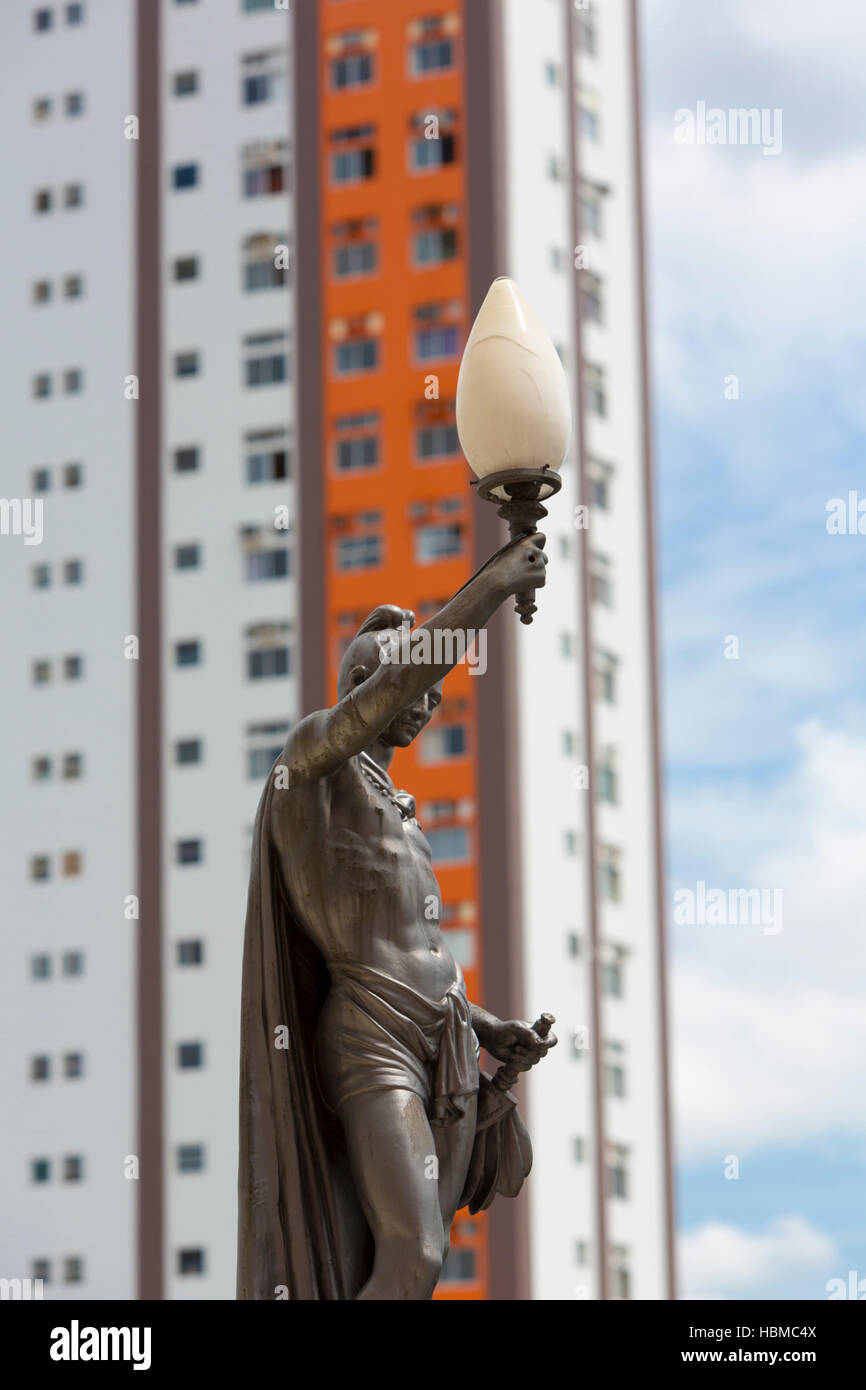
[313,0,486,1299]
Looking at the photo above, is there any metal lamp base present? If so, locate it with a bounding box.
[475,467,562,623]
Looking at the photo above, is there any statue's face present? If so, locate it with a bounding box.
[382,682,443,749]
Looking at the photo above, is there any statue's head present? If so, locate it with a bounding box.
[337,604,443,748]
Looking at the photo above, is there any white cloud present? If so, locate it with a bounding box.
[671,722,866,1160]
[680,1216,836,1299]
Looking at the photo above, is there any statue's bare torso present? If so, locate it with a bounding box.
[272,752,458,1001]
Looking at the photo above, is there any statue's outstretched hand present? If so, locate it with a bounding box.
[485,1017,558,1072]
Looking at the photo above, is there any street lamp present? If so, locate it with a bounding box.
[457,276,571,623]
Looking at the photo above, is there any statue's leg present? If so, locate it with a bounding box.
[337,1087,448,1300]
[433,1091,478,1239]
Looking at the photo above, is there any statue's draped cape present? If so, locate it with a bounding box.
[237,770,372,1299]
[237,750,534,1301]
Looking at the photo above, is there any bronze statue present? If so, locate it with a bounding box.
[237,532,557,1300]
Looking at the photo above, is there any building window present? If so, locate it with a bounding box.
[33,280,51,305]
[410,115,457,171]
[177,1144,205,1173]
[174,350,200,378]
[173,69,199,97]
[32,661,52,685]
[63,558,83,584]
[594,649,618,704]
[174,543,201,571]
[245,426,290,482]
[60,850,82,877]
[246,546,290,582]
[246,624,291,679]
[414,521,463,563]
[177,1248,205,1275]
[32,1259,51,1283]
[244,330,288,386]
[243,0,276,10]
[176,839,203,866]
[425,827,469,863]
[588,459,612,510]
[581,270,603,324]
[244,232,289,291]
[335,533,381,571]
[33,373,52,398]
[32,467,51,492]
[31,1055,51,1081]
[601,952,624,999]
[579,178,605,238]
[598,843,622,902]
[172,162,200,190]
[409,35,455,76]
[176,939,204,966]
[411,208,459,267]
[242,139,289,197]
[330,48,374,91]
[64,91,85,115]
[35,9,54,30]
[590,552,613,607]
[175,739,202,766]
[63,1257,84,1285]
[173,445,200,473]
[62,951,84,976]
[63,368,83,393]
[177,1043,204,1070]
[577,4,598,56]
[62,752,83,778]
[418,722,466,763]
[175,640,201,668]
[247,721,289,779]
[63,182,84,208]
[333,411,380,473]
[63,1052,84,1078]
[241,48,286,105]
[604,1060,626,1099]
[330,124,376,184]
[584,363,607,417]
[30,850,50,884]
[609,1246,631,1300]
[173,254,199,282]
[413,302,461,362]
[66,3,85,22]
[416,419,459,461]
[335,335,379,375]
[31,1158,52,1184]
[63,654,83,680]
[63,274,83,298]
[31,955,52,980]
[63,1155,84,1182]
[32,564,51,589]
[578,86,601,142]
[544,60,560,87]
[333,230,378,279]
[597,747,617,804]
[440,1248,475,1284]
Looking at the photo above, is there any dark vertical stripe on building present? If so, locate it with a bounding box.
[565,0,609,1301]
[464,0,530,1302]
[295,0,326,715]
[136,0,163,1301]
[629,0,677,1301]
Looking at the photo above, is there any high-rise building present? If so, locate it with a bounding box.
[0,0,672,1302]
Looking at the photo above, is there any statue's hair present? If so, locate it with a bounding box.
[337,604,415,700]
[355,604,415,637]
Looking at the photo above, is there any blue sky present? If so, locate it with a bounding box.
[641,0,866,1298]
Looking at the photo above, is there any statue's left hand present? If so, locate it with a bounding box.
[485,1018,558,1071]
